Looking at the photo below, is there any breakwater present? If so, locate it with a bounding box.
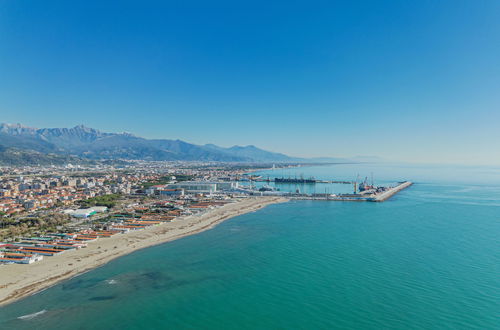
[372,181,413,202]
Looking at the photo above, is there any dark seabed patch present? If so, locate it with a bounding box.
[62,278,104,291]
[89,295,117,301]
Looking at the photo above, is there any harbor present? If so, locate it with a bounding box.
[243,174,413,202]
[288,181,413,202]
[252,176,354,184]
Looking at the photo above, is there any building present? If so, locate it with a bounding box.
[157,189,184,197]
[64,208,97,218]
[166,182,238,194]
[166,182,218,194]
[213,182,239,191]
[91,206,108,213]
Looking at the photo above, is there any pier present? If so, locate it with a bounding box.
[252,178,354,184]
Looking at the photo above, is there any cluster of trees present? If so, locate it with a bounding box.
[141,176,173,189]
[77,193,122,208]
[0,213,70,240]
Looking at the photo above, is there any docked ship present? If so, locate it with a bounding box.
[274,177,316,184]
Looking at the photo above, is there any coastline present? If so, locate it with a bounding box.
[0,196,288,307]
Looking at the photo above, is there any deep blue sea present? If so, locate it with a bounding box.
[0,163,499,329]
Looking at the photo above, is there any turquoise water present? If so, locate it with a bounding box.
[1,164,499,329]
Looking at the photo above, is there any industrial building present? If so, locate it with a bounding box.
[166,182,238,194]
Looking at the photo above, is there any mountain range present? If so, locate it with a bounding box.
[0,123,384,165]
[0,123,302,165]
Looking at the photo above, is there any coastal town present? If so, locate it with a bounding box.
[0,162,267,265]
[0,162,412,266]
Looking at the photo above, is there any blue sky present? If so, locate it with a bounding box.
[1,1,499,164]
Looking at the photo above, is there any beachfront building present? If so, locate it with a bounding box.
[64,208,97,218]
[213,182,239,191]
[91,206,108,213]
[166,182,217,194]
[63,206,107,218]
[157,189,184,197]
[166,182,238,194]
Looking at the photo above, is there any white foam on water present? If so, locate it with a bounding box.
[17,310,47,320]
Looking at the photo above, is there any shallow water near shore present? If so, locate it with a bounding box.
[0,164,499,329]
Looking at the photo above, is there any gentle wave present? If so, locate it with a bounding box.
[17,310,46,320]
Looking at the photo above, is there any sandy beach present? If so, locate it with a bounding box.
[0,196,287,307]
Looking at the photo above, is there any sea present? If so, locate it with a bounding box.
[0,163,499,329]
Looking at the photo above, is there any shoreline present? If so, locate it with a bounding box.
[0,196,288,307]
